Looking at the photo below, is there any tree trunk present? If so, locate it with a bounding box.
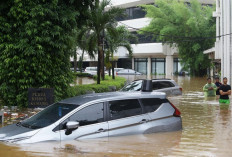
[112,61,115,80]
[108,68,111,76]
[81,50,84,73]
[100,50,104,80]
[101,35,105,80]
[74,50,77,73]
[97,37,101,84]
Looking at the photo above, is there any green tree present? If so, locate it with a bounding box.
[0,0,92,107]
[78,0,125,84]
[76,28,95,73]
[105,26,138,79]
[141,0,216,76]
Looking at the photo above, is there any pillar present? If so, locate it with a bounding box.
[166,55,174,77]
[132,57,134,70]
[147,57,151,79]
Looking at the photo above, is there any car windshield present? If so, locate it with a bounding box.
[20,103,78,129]
[121,80,142,91]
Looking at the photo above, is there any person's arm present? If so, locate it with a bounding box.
[220,89,231,95]
[203,85,208,92]
[213,84,217,91]
[219,86,224,95]
[228,90,231,95]
[219,90,224,95]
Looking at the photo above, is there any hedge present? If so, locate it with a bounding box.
[73,72,93,78]
[71,75,126,96]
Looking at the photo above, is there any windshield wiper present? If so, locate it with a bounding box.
[20,123,32,128]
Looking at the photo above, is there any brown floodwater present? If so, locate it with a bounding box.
[0,76,232,157]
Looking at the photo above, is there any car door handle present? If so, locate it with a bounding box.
[95,128,106,133]
[139,119,148,124]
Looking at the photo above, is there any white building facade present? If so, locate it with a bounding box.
[204,0,232,85]
[74,0,215,77]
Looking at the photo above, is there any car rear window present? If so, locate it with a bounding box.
[140,98,168,113]
[152,81,175,90]
[108,99,142,120]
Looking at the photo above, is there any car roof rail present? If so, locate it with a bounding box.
[152,78,171,80]
[133,79,145,81]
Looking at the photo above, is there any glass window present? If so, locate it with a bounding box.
[117,7,146,21]
[152,82,160,90]
[134,58,147,74]
[140,98,167,113]
[174,58,182,74]
[156,62,165,74]
[159,81,175,88]
[109,99,142,120]
[67,103,104,126]
[21,103,78,129]
[129,32,157,44]
[121,80,142,91]
[132,7,146,19]
[151,58,166,75]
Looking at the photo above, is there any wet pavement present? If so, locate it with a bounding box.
[0,76,232,157]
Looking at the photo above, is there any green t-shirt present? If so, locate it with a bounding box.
[203,83,217,97]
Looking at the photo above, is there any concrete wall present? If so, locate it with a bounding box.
[217,0,232,85]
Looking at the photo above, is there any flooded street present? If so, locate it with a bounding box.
[0,77,232,157]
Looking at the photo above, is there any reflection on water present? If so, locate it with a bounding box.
[1,76,232,157]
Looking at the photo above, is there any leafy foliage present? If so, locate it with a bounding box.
[72,76,126,96]
[141,0,216,76]
[0,0,92,107]
[105,26,138,79]
[77,0,125,84]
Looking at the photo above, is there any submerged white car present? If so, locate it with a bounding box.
[0,90,182,144]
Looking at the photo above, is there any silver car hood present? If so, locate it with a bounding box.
[0,124,40,141]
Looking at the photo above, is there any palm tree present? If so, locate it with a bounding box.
[105,26,138,79]
[76,28,95,73]
[78,0,125,84]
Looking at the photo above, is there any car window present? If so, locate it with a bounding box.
[152,82,160,90]
[122,69,128,73]
[21,103,78,129]
[121,80,142,91]
[159,81,175,89]
[108,99,142,120]
[140,98,168,113]
[66,103,104,126]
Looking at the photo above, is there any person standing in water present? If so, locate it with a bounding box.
[219,77,231,104]
[203,78,217,97]
[215,77,222,95]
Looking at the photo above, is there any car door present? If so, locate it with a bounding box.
[139,98,176,133]
[57,102,108,141]
[107,99,150,137]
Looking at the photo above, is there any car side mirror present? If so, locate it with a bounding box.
[65,121,79,135]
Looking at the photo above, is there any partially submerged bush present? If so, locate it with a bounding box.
[72,76,126,96]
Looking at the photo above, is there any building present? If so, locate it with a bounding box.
[204,0,232,85]
[73,0,215,77]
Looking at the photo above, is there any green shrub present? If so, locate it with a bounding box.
[74,72,93,78]
[0,0,92,108]
[72,76,126,96]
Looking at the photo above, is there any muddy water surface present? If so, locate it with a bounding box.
[1,77,232,157]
